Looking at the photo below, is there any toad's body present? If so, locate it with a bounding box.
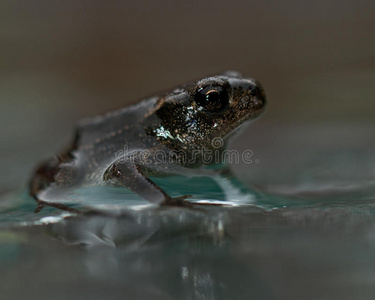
[30,71,266,210]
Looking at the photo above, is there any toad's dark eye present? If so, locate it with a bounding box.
[195,85,229,112]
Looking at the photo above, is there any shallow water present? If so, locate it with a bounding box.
[2,166,375,299]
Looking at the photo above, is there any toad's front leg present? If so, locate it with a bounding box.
[103,152,191,206]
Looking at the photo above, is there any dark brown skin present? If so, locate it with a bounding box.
[30,71,266,211]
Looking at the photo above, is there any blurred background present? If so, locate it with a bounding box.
[1,0,375,195]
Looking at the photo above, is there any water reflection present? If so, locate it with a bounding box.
[21,202,372,299]
[2,186,375,298]
[44,205,275,299]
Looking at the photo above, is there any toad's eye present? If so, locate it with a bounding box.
[195,85,229,112]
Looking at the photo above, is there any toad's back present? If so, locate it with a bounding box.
[31,98,159,195]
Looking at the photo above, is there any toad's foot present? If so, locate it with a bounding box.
[163,195,193,207]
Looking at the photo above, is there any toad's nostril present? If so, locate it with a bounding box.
[251,86,266,108]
